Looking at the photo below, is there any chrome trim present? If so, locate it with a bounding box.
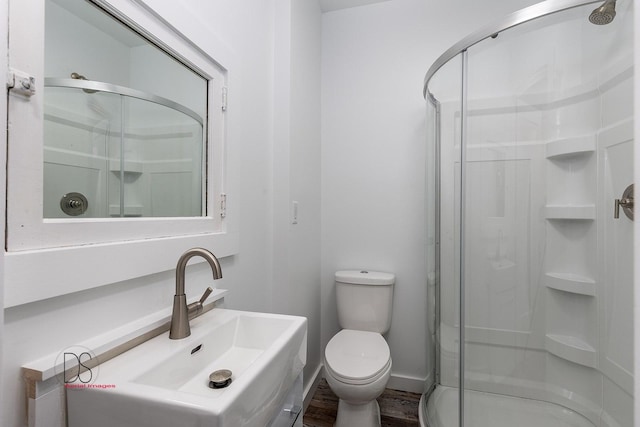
[119,96,125,217]
[423,0,601,97]
[44,78,204,125]
[458,51,468,427]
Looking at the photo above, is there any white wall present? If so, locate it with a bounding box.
[272,0,323,390]
[321,0,429,391]
[2,1,323,426]
[320,0,539,392]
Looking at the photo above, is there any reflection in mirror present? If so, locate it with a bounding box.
[44,0,207,218]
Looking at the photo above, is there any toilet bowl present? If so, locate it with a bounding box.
[324,270,395,427]
[325,329,392,426]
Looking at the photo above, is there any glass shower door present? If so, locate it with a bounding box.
[425,53,465,427]
[460,2,634,427]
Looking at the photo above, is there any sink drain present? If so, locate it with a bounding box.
[208,369,232,389]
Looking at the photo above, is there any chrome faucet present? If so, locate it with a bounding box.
[169,247,223,340]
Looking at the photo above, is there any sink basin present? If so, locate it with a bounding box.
[67,308,307,427]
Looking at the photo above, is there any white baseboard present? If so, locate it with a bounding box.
[303,364,324,410]
[387,373,427,394]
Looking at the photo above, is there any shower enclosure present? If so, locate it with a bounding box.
[422,1,634,426]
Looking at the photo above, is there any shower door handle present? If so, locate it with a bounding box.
[614,184,634,220]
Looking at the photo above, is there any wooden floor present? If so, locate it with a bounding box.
[303,379,422,427]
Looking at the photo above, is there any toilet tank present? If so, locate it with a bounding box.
[335,270,395,334]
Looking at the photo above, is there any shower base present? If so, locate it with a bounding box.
[421,386,595,427]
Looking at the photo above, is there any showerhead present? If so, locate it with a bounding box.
[589,0,617,25]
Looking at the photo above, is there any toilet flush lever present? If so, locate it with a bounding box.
[614,184,634,220]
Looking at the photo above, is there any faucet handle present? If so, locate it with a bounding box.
[187,287,214,319]
[199,287,213,304]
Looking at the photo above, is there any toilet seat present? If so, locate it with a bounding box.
[325,329,391,385]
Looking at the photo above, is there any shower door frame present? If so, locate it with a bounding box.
[423,1,606,426]
[426,91,442,391]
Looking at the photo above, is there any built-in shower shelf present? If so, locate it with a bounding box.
[545,273,596,296]
[544,205,595,220]
[545,334,597,368]
[109,159,143,174]
[545,135,595,159]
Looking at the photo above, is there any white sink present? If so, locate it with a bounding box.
[67,308,307,427]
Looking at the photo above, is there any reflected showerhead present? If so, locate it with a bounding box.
[589,0,616,25]
[71,72,98,94]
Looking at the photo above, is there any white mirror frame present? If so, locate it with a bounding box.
[5,0,238,307]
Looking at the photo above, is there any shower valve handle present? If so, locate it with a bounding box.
[614,184,634,220]
[614,198,633,218]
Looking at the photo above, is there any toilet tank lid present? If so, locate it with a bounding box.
[335,270,395,285]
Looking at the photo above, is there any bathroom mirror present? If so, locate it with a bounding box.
[6,0,233,306]
[44,0,207,218]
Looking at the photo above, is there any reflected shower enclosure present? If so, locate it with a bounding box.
[422,1,634,427]
[44,0,208,218]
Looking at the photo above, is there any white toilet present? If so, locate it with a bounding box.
[324,270,395,427]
